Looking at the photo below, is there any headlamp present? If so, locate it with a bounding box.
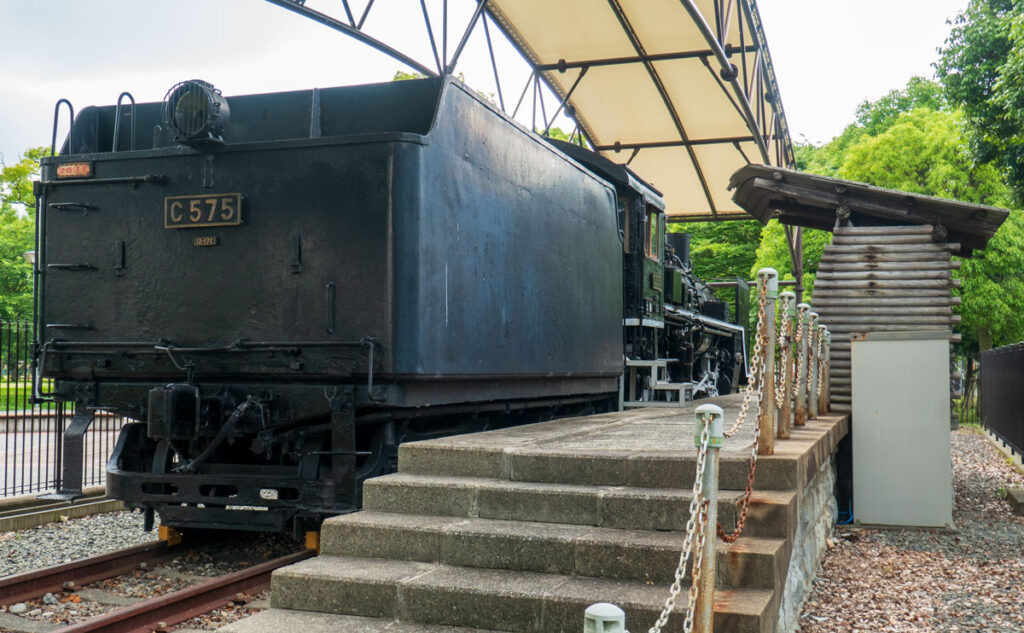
[162,80,230,146]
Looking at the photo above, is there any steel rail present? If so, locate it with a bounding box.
[57,549,314,633]
[0,492,106,521]
[0,540,182,604]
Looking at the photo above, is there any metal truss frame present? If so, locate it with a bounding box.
[266,0,793,168]
[265,0,801,288]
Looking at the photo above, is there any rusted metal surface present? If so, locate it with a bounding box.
[0,540,178,604]
[57,549,314,633]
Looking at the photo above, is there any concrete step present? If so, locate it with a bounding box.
[362,473,796,538]
[219,609,507,633]
[320,511,788,589]
[271,555,776,633]
[397,421,842,492]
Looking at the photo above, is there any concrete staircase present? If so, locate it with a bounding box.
[224,404,847,633]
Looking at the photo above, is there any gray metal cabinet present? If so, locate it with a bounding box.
[851,331,953,528]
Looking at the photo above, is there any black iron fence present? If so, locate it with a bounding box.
[0,321,127,498]
[980,342,1024,456]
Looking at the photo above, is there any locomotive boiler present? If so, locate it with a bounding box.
[36,76,744,534]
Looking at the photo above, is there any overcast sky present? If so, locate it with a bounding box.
[0,0,970,165]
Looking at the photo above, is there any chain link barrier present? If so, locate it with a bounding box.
[817,328,828,394]
[717,274,773,544]
[649,273,799,631]
[805,316,818,394]
[723,278,768,439]
[647,423,712,633]
[774,293,793,404]
[792,306,808,395]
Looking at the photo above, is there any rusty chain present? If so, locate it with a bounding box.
[717,279,774,543]
[682,498,710,633]
[793,305,809,395]
[774,293,793,404]
[723,275,768,438]
[717,427,759,543]
[648,423,711,633]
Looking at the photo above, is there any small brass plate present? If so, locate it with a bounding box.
[165,193,242,229]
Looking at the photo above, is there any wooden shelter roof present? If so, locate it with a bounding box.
[729,165,1010,257]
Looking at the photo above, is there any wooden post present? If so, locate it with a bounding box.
[807,312,819,419]
[757,268,777,456]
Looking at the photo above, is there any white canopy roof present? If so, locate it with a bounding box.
[487,0,793,220]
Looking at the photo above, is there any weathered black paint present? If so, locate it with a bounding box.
[39,77,623,530]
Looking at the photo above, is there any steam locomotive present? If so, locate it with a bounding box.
[36,76,744,535]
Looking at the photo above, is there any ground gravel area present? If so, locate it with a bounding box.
[799,428,1024,633]
[0,509,157,577]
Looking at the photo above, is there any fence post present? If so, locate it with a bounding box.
[583,603,626,633]
[807,312,819,419]
[819,327,831,414]
[693,403,724,633]
[756,268,777,456]
[794,303,810,426]
[778,291,796,440]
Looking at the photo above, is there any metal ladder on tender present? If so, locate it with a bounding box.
[620,358,694,409]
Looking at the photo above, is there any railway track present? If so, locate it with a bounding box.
[1,535,312,632]
[0,493,123,532]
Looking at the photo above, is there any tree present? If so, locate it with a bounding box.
[936,0,1024,202]
[672,220,762,283]
[854,76,946,136]
[0,148,43,322]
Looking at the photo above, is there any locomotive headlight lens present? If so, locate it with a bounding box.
[162,80,230,145]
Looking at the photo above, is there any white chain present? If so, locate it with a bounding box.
[723,280,768,438]
[648,424,711,633]
[806,326,817,393]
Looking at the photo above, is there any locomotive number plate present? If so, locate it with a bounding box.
[164,193,242,229]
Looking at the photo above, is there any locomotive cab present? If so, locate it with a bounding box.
[548,139,746,406]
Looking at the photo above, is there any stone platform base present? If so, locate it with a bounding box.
[224,395,848,633]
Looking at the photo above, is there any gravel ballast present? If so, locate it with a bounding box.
[0,510,157,577]
[799,428,1024,633]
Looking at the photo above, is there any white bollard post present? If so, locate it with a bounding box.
[584,603,626,633]
[794,303,810,426]
[693,403,724,633]
[756,268,777,456]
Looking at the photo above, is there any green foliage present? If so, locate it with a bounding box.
[671,220,761,282]
[854,77,946,136]
[937,0,1024,202]
[392,70,427,81]
[838,108,1009,204]
[958,209,1024,347]
[0,148,43,322]
[750,220,831,300]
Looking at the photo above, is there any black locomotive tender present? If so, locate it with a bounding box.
[37,77,745,534]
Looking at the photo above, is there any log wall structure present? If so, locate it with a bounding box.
[812,225,960,411]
